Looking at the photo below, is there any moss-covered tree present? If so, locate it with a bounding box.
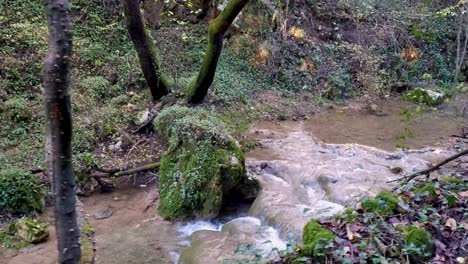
[187,0,248,104]
[43,0,81,262]
[123,0,170,101]
[124,0,248,104]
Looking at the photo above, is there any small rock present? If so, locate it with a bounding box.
[95,207,113,220]
[109,141,123,152]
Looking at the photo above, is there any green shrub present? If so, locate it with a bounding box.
[0,169,44,213]
[2,97,32,122]
[79,76,121,99]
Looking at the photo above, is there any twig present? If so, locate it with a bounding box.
[125,138,145,169]
[388,149,468,185]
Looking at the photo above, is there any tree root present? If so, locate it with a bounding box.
[389,149,468,186]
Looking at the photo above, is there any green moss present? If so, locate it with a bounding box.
[80,234,94,264]
[336,208,359,222]
[0,168,45,213]
[414,184,437,197]
[154,106,258,219]
[361,192,399,217]
[403,226,435,261]
[440,176,466,185]
[301,220,335,257]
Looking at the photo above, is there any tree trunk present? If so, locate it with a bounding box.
[123,0,170,101]
[187,0,248,104]
[43,0,81,263]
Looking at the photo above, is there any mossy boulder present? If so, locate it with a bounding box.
[301,220,335,257]
[154,106,259,220]
[0,168,45,213]
[403,88,444,106]
[403,225,435,262]
[361,192,399,217]
[15,218,49,244]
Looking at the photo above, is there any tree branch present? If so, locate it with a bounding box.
[388,149,468,184]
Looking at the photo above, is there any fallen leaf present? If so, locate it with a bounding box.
[445,218,457,231]
[346,224,362,242]
[458,191,468,199]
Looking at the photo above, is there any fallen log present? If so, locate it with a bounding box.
[389,149,468,185]
[89,162,161,178]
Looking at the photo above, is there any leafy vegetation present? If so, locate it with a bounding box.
[0,169,44,213]
[275,178,467,263]
[0,217,48,249]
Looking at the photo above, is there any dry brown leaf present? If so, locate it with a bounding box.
[458,191,468,199]
[445,218,457,231]
[346,224,361,242]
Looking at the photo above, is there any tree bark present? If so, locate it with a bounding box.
[43,0,81,263]
[187,0,248,104]
[123,0,170,101]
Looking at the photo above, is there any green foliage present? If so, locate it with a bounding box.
[2,97,32,122]
[14,217,49,244]
[0,168,44,213]
[361,192,399,216]
[0,217,48,249]
[301,220,335,257]
[403,88,444,106]
[79,76,121,99]
[402,226,435,261]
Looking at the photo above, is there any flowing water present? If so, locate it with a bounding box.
[3,99,465,264]
[176,99,465,263]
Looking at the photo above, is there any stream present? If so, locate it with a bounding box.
[3,99,465,264]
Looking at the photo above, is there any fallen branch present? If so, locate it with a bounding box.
[89,162,160,178]
[389,149,468,185]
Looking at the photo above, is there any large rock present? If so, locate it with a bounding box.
[154,106,258,220]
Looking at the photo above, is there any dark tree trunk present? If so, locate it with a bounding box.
[43,0,81,263]
[187,0,248,104]
[123,0,170,101]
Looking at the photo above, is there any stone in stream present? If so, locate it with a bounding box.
[154,106,259,220]
[94,207,113,220]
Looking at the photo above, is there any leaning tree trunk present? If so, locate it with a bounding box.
[43,0,81,263]
[123,0,170,101]
[187,0,248,104]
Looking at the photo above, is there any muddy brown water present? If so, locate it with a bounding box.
[2,98,465,264]
[250,98,465,152]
